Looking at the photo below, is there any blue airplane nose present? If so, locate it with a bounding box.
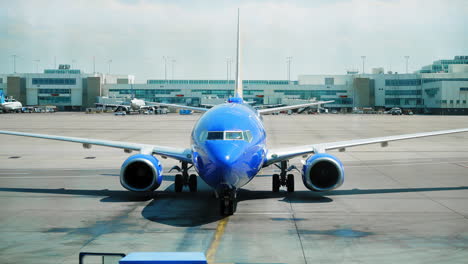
[204,141,247,185]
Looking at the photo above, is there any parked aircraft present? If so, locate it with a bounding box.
[1,11,468,215]
[0,91,23,113]
[96,98,156,114]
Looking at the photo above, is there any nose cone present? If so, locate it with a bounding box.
[204,141,247,185]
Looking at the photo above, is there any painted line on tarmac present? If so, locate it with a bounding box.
[0,176,98,179]
[0,173,29,175]
[347,161,468,168]
[236,212,292,215]
[206,217,229,264]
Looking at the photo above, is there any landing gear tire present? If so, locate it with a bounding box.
[174,174,183,192]
[189,174,197,192]
[220,198,237,216]
[287,173,295,192]
[219,190,237,215]
[272,174,280,192]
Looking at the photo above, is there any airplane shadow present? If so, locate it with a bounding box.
[1,185,467,227]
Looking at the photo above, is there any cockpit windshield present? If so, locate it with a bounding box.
[207,131,224,140]
[225,131,243,140]
[206,131,252,142]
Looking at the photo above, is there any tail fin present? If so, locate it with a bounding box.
[234,8,243,99]
[0,91,5,104]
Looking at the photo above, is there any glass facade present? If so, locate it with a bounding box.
[274,90,347,100]
[39,89,71,94]
[38,96,71,104]
[385,90,422,96]
[109,89,181,95]
[385,79,421,86]
[460,87,468,91]
[147,79,290,85]
[32,78,76,85]
[423,78,468,83]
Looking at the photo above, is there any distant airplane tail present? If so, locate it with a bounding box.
[0,91,5,104]
[234,8,243,100]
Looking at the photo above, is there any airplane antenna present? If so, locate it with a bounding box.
[234,8,243,98]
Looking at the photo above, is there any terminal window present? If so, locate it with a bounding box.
[32,78,76,85]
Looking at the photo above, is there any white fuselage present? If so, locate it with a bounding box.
[130,99,145,110]
[1,101,22,112]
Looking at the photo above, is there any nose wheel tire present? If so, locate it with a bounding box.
[272,174,280,192]
[219,190,237,215]
[174,174,183,192]
[287,174,295,192]
[189,174,197,192]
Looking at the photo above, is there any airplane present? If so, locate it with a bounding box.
[97,84,157,113]
[1,10,468,215]
[0,91,23,113]
[96,98,157,114]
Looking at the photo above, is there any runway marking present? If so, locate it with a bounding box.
[0,173,29,175]
[206,217,229,264]
[347,160,468,168]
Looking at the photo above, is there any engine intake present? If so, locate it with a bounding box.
[120,154,163,192]
[302,153,344,191]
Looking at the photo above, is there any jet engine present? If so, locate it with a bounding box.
[120,154,163,192]
[302,153,344,191]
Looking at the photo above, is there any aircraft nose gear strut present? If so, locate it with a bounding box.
[272,160,298,192]
[169,162,197,192]
[219,188,237,215]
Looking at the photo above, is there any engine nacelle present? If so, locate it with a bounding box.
[120,154,163,192]
[302,153,344,192]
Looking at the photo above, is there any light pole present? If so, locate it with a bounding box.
[171,58,176,80]
[33,59,40,73]
[93,56,96,74]
[361,56,366,74]
[404,56,410,73]
[163,56,170,83]
[11,55,17,73]
[226,57,232,84]
[107,59,112,74]
[286,56,292,82]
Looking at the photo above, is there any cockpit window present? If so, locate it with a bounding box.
[205,131,251,141]
[207,131,224,140]
[225,131,243,140]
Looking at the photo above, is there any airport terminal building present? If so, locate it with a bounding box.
[1,57,468,114]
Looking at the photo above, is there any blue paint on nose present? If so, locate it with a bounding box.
[204,140,247,186]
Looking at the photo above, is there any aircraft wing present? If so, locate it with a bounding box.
[0,130,192,163]
[149,103,209,112]
[264,127,468,166]
[258,100,334,115]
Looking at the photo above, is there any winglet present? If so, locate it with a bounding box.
[234,8,243,99]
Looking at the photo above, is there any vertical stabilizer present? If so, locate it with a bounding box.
[0,90,5,104]
[234,9,243,99]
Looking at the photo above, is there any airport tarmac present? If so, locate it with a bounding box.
[0,112,468,264]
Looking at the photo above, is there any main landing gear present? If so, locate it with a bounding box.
[219,188,237,215]
[272,160,298,193]
[170,162,197,192]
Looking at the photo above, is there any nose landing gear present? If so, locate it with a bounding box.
[170,162,198,192]
[272,160,297,192]
[219,188,237,215]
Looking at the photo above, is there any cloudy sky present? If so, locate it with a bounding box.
[1,0,467,82]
